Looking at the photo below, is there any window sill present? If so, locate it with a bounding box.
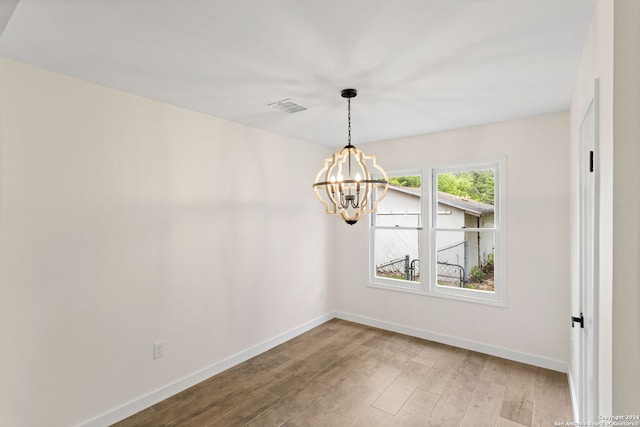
[366,282,507,307]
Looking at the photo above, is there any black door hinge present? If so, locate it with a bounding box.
[571,312,584,328]
[589,151,594,172]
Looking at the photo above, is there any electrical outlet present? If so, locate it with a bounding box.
[153,341,165,360]
[320,288,326,298]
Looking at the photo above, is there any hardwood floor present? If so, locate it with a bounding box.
[113,319,573,426]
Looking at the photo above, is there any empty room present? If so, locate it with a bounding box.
[1,1,638,426]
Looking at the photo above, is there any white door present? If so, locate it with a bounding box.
[576,79,599,422]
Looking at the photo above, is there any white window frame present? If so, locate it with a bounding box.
[368,158,507,307]
[368,169,423,291]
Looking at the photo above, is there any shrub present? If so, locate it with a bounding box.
[482,252,494,275]
[469,265,486,282]
[485,252,494,266]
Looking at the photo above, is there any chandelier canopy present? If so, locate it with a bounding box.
[313,89,389,225]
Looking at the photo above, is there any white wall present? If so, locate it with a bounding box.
[570,0,640,414]
[334,113,571,366]
[569,0,614,414]
[611,0,640,413]
[0,57,333,427]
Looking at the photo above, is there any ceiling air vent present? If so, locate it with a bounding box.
[267,98,307,114]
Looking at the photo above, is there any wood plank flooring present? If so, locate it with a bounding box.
[113,319,573,427]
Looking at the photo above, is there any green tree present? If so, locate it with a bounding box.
[437,170,494,204]
[388,176,421,188]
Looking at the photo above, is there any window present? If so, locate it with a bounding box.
[370,173,422,289]
[369,159,506,306]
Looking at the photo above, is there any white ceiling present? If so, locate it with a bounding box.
[0,0,595,147]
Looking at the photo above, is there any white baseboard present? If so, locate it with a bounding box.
[77,312,334,427]
[334,311,569,373]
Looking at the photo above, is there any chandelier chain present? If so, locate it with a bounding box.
[347,97,352,176]
[347,97,351,147]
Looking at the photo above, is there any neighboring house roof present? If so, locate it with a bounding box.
[388,184,421,197]
[387,185,494,216]
[437,191,494,216]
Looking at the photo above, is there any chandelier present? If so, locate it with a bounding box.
[313,89,389,225]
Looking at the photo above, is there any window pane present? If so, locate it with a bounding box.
[436,169,495,229]
[436,230,495,292]
[374,229,420,282]
[375,175,421,227]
